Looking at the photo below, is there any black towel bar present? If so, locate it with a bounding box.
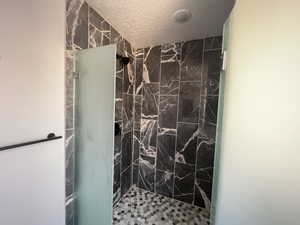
[0,133,62,152]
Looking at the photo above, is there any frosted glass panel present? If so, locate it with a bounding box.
[211,20,229,224]
[75,45,116,225]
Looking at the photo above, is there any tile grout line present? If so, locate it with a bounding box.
[173,41,183,199]
[154,45,162,194]
[193,38,206,205]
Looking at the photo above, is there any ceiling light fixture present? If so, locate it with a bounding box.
[173,9,192,23]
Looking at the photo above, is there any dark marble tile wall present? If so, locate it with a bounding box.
[132,37,222,215]
[65,1,135,224]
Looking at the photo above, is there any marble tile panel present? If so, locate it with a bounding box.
[65,129,75,198]
[123,55,135,94]
[133,164,139,185]
[176,123,199,165]
[205,95,219,126]
[121,130,133,172]
[111,26,124,55]
[122,94,133,133]
[135,48,144,59]
[157,133,176,172]
[114,124,122,163]
[113,162,121,204]
[66,0,88,49]
[203,50,222,75]
[66,197,75,225]
[135,58,144,96]
[178,82,201,123]
[160,60,180,96]
[133,130,140,164]
[121,165,132,196]
[124,39,134,56]
[142,83,159,120]
[134,95,142,130]
[155,170,174,197]
[204,36,222,50]
[138,155,155,192]
[159,96,178,135]
[143,46,161,83]
[174,162,195,204]
[194,169,213,209]
[181,40,203,81]
[161,42,181,56]
[140,119,158,157]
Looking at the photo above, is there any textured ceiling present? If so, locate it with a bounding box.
[86,0,235,48]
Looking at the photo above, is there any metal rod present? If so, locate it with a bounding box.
[0,133,62,152]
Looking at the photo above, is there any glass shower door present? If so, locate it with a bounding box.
[75,45,116,225]
[211,19,229,224]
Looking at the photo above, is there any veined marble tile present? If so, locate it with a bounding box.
[124,39,134,56]
[181,40,203,81]
[143,46,161,83]
[66,0,88,49]
[121,165,132,196]
[111,26,124,54]
[205,95,219,126]
[135,48,144,59]
[176,123,199,165]
[133,164,139,185]
[178,82,201,123]
[194,168,213,209]
[194,137,214,209]
[157,133,176,172]
[155,170,174,198]
[114,125,122,163]
[122,94,133,133]
[160,60,180,96]
[71,1,88,49]
[121,130,133,172]
[123,55,135,94]
[113,162,121,204]
[89,6,110,34]
[204,36,223,50]
[65,197,75,225]
[65,129,75,198]
[161,42,182,61]
[65,51,75,107]
[135,58,144,96]
[142,83,159,120]
[138,155,155,192]
[160,80,180,96]
[140,119,158,157]
[174,162,195,204]
[203,50,222,75]
[203,73,220,96]
[134,95,142,130]
[89,24,110,48]
[159,96,178,134]
[133,130,141,164]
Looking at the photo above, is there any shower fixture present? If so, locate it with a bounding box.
[116,54,130,66]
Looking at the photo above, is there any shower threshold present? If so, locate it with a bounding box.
[113,186,210,225]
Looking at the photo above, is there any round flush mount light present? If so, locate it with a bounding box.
[173,9,192,23]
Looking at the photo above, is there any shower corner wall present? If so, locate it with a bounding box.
[131,36,223,220]
[65,0,137,224]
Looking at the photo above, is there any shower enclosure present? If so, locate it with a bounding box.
[65,3,224,225]
[74,45,116,225]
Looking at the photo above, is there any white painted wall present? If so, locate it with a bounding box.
[215,0,300,225]
[0,1,65,225]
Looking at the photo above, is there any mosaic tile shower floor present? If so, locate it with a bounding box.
[113,186,210,225]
